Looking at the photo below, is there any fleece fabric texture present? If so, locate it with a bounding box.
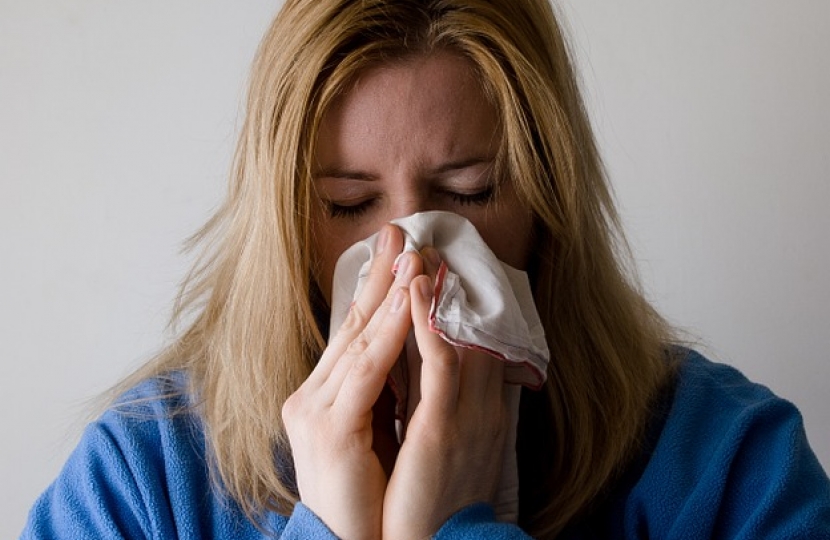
[21,350,830,539]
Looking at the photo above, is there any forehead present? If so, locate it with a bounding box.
[316,51,500,165]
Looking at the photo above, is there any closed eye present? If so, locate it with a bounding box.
[326,197,377,219]
[444,186,495,206]
[324,186,496,220]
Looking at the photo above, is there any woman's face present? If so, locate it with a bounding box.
[311,51,534,303]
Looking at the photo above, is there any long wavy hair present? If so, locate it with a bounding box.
[114,0,676,537]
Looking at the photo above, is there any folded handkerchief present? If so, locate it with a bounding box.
[329,210,549,389]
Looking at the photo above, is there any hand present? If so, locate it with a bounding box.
[282,225,421,540]
[382,248,511,539]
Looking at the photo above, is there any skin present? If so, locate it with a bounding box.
[311,51,534,302]
[282,51,535,539]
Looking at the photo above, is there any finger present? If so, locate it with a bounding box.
[323,250,423,404]
[421,246,505,405]
[457,349,505,408]
[410,274,460,416]
[335,286,413,416]
[311,224,404,385]
[403,331,422,432]
[330,224,404,347]
[420,245,442,281]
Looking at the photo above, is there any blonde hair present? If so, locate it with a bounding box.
[116,0,675,537]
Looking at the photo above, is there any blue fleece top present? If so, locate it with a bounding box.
[21,351,830,538]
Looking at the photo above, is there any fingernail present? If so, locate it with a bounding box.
[423,247,441,268]
[393,252,410,278]
[390,288,406,312]
[377,227,390,255]
[418,278,433,301]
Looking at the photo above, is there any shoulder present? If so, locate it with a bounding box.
[22,373,275,539]
[80,373,205,487]
[99,372,198,446]
[622,349,830,539]
[666,349,793,442]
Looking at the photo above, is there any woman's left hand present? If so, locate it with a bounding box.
[382,252,511,539]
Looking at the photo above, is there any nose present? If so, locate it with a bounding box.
[385,185,432,221]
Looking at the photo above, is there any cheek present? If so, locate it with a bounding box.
[310,221,348,306]
[312,239,350,305]
[475,195,534,270]
[479,218,533,269]
[313,250,338,306]
[311,218,383,305]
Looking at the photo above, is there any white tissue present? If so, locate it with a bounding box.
[329,211,549,389]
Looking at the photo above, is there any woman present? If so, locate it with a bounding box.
[22,0,830,538]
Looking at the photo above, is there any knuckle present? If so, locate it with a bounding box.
[433,350,460,374]
[349,349,380,379]
[367,259,392,277]
[281,386,322,421]
[338,302,371,335]
[281,392,302,425]
[346,332,371,356]
[481,405,509,441]
[488,413,508,441]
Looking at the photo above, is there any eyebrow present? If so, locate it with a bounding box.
[312,156,493,181]
[312,168,377,181]
[430,156,493,175]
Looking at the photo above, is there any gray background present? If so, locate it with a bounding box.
[3,1,828,536]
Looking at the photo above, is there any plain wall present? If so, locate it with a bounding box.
[2,1,828,536]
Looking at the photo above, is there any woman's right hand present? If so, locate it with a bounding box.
[281,225,418,540]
